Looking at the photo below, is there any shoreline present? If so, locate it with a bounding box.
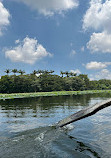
[0,90,111,100]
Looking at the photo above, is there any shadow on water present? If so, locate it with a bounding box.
[0,125,101,158]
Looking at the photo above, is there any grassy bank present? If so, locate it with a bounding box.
[0,90,111,100]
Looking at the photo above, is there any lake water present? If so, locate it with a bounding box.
[0,93,111,158]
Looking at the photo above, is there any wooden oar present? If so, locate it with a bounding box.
[56,98,111,128]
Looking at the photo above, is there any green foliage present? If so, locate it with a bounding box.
[39,74,64,92]
[0,90,111,100]
[1,69,111,93]
[0,76,12,93]
[89,79,111,90]
[64,77,85,91]
[4,69,10,75]
[12,69,18,75]
[78,74,90,90]
[18,70,25,75]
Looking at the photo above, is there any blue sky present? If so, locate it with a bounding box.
[0,0,111,80]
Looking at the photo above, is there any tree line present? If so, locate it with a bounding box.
[0,69,111,93]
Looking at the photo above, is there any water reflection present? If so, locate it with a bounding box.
[0,93,111,157]
[0,93,107,118]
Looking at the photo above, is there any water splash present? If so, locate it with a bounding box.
[0,126,100,158]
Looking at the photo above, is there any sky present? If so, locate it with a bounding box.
[0,0,111,80]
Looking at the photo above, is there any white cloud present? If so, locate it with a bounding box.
[95,69,111,80]
[5,37,53,64]
[104,62,111,66]
[87,32,111,53]
[89,69,111,80]
[0,2,10,36]
[81,46,84,52]
[70,69,81,74]
[15,39,20,44]
[70,49,76,56]
[13,0,79,16]
[86,61,111,70]
[86,61,107,70]
[83,0,111,33]
[83,0,111,54]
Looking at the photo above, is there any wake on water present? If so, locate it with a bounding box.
[0,125,101,158]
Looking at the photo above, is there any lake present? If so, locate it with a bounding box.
[0,93,111,158]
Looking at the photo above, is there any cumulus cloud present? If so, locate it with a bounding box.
[5,37,53,64]
[87,32,111,53]
[70,69,81,74]
[83,0,111,32]
[13,0,79,16]
[95,69,111,80]
[0,2,10,36]
[83,0,111,54]
[89,69,111,80]
[86,61,107,70]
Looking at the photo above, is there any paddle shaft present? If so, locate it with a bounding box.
[56,98,111,128]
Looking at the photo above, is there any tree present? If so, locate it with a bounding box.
[65,71,69,77]
[64,77,73,91]
[30,79,40,92]
[12,69,18,75]
[48,70,54,74]
[89,80,98,90]
[32,70,37,75]
[0,75,13,93]
[37,69,43,75]
[71,77,86,91]
[60,71,64,77]
[4,69,10,75]
[39,74,64,92]
[69,72,77,77]
[64,77,86,91]
[18,70,25,75]
[78,74,90,90]
[44,70,49,74]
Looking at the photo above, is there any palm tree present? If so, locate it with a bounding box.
[18,70,25,75]
[69,72,73,77]
[37,69,43,75]
[12,69,18,75]
[44,70,49,74]
[32,70,37,75]
[4,69,10,75]
[36,70,44,78]
[72,73,77,77]
[65,71,69,77]
[60,71,64,77]
[69,72,77,77]
[49,70,54,74]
